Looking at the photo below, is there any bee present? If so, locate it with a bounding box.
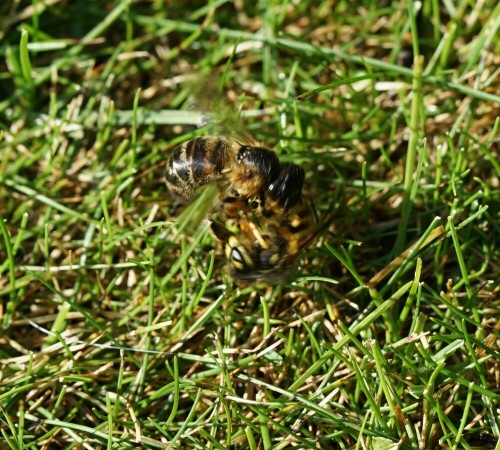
[165,137,305,211]
[165,82,326,282]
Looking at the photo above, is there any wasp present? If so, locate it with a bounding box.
[165,84,326,282]
[210,195,321,282]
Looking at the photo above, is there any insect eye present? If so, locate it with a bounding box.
[231,247,245,265]
[230,246,253,271]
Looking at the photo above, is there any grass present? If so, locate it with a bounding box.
[0,0,499,449]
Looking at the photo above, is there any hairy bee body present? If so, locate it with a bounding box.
[165,138,233,200]
[166,137,304,210]
[165,125,323,282]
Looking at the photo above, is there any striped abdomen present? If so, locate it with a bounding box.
[213,198,319,282]
[165,138,233,200]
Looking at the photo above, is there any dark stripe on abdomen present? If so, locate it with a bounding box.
[190,139,211,182]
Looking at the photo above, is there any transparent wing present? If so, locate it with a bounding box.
[172,185,220,236]
[186,73,259,146]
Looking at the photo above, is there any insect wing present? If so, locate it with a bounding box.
[186,74,259,146]
[173,184,220,236]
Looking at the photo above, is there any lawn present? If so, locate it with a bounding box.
[0,1,499,449]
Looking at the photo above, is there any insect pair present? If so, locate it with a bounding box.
[165,83,324,282]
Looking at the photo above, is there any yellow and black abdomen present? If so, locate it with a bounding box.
[213,199,318,282]
[165,137,233,200]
